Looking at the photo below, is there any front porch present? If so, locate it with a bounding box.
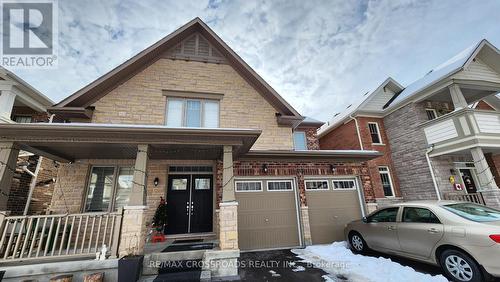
[0,123,260,278]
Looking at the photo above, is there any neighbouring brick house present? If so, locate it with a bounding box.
[318,78,403,211]
[321,39,500,210]
[0,68,56,216]
[0,18,379,278]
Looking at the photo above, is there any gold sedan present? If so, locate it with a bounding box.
[345,201,500,282]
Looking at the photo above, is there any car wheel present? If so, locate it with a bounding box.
[349,232,367,254]
[439,249,482,282]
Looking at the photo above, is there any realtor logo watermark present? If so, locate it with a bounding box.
[1,0,58,68]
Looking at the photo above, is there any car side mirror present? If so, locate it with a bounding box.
[362,216,368,223]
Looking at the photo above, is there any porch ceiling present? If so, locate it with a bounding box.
[0,123,261,162]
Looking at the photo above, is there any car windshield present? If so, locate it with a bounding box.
[443,203,500,222]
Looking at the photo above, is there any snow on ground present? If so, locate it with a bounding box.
[292,242,448,282]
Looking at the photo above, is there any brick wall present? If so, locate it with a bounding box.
[303,128,320,150]
[319,118,401,200]
[90,59,293,150]
[384,102,437,200]
[319,120,361,150]
[431,154,473,196]
[10,106,50,122]
[475,101,495,111]
[486,153,500,188]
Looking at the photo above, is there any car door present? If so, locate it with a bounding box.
[363,207,401,252]
[397,207,444,258]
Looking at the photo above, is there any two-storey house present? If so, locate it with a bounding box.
[0,18,379,279]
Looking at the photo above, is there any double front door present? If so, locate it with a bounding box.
[166,174,213,234]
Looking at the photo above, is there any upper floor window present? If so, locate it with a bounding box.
[13,115,32,123]
[165,98,219,128]
[293,131,307,150]
[425,109,437,120]
[368,122,383,144]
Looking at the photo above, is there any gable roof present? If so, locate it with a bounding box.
[384,39,500,110]
[317,77,403,137]
[0,67,53,107]
[55,18,301,118]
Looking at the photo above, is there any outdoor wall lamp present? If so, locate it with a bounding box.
[154,177,159,187]
[330,164,336,173]
[262,164,268,173]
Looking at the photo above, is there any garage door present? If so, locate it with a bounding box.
[306,178,363,244]
[235,179,301,251]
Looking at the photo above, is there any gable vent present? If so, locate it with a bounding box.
[164,33,227,64]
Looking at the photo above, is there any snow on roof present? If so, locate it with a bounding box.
[301,116,323,125]
[384,40,484,110]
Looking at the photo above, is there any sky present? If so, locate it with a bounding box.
[10,0,500,122]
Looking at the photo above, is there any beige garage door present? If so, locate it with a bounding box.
[306,178,363,244]
[235,179,301,251]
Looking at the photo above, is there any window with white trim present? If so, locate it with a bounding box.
[305,180,329,190]
[235,181,262,192]
[425,109,437,120]
[84,166,133,212]
[368,122,382,144]
[379,166,394,197]
[165,98,219,128]
[293,131,307,150]
[332,180,356,190]
[267,180,293,191]
[13,115,32,123]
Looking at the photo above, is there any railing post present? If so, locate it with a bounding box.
[110,207,123,259]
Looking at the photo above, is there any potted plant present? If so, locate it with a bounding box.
[118,235,144,282]
[151,197,167,243]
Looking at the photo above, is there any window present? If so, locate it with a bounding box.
[13,116,32,123]
[165,98,219,128]
[235,181,262,192]
[425,109,437,120]
[305,180,329,190]
[267,180,293,191]
[403,207,441,224]
[293,131,307,150]
[378,167,394,197]
[195,178,210,190]
[85,166,133,212]
[443,203,500,222]
[172,178,188,190]
[368,207,399,223]
[332,180,356,190]
[368,122,382,144]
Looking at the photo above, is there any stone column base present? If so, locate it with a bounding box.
[481,190,500,210]
[219,201,238,250]
[118,205,147,257]
[202,249,240,279]
[300,206,312,246]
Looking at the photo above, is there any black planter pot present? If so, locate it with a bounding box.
[118,255,144,282]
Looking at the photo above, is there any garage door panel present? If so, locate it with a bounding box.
[236,184,300,251]
[307,187,362,244]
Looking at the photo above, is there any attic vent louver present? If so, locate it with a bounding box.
[165,33,227,64]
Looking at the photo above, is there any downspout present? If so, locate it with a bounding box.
[349,114,364,150]
[425,145,442,201]
[23,114,55,215]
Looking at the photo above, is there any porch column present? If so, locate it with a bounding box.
[471,147,498,190]
[449,84,468,110]
[118,144,149,257]
[219,145,238,250]
[0,142,19,210]
[0,90,15,120]
[471,147,500,209]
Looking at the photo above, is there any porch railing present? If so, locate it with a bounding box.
[0,208,123,263]
[443,192,485,205]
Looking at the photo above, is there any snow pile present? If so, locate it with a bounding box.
[292,242,448,282]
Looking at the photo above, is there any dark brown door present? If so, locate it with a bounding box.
[166,174,213,234]
[460,169,477,194]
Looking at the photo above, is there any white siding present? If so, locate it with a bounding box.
[360,89,395,112]
[475,112,500,133]
[424,119,458,144]
[452,58,500,83]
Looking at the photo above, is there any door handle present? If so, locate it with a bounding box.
[387,225,397,231]
[427,228,440,234]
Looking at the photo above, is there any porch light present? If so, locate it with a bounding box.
[330,164,336,173]
[262,164,268,173]
[154,177,159,187]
